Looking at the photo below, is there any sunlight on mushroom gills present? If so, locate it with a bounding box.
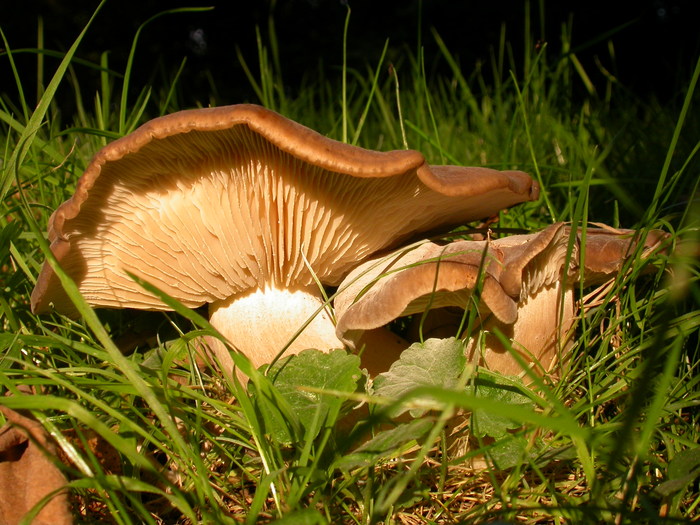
[58,123,520,310]
[519,241,577,300]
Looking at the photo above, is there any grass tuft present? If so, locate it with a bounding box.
[1,4,698,524]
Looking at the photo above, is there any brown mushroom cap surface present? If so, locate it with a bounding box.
[334,223,667,375]
[333,239,519,344]
[31,104,537,316]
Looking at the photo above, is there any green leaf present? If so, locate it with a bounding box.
[139,336,184,367]
[482,435,531,471]
[270,508,328,525]
[668,445,700,480]
[466,373,537,470]
[654,446,700,497]
[333,418,434,471]
[470,374,534,439]
[260,349,361,444]
[373,337,466,417]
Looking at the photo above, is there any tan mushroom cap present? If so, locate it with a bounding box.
[333,239,518,346]
[474,224,667,374]
[31,104,537,316]
[334,223,667,375]
[334,223,572,342]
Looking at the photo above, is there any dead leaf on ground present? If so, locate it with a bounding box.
[0,400,73,525]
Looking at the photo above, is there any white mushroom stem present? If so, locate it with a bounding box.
[207,285,344,377]
[467,280,576,377]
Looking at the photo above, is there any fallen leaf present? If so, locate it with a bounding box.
[0,401,73,525]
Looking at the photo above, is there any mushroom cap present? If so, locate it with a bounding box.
[333,240,518,347]
[334,222,667,346]
[31,104,538,316]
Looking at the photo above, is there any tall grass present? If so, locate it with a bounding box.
[1,3,698,524]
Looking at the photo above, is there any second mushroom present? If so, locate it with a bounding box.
[334,223,667,376]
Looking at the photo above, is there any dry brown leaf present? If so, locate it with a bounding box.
[0,402,73,525]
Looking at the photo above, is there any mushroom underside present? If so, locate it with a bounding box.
[334,223,666,377]
[29,104,540,377]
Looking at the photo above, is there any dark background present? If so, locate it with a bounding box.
[2,0,699,111]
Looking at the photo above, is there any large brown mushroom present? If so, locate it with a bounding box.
[334,223,667,376]
[31,104,538,377]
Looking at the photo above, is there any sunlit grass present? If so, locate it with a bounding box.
[1,3,698,524]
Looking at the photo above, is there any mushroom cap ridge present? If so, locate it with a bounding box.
[333,222,668,346]
[31,104,538,315]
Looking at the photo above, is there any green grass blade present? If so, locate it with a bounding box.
[117,7,214,133]
[0,0,106,201]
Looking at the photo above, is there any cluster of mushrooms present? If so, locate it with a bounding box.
[31,104,666,380]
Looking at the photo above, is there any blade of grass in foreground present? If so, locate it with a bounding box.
[0,0,106,202]
[125,272,295,518]
[117,7,214,135]
[646,54,700,221]
[13,189,207,521]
